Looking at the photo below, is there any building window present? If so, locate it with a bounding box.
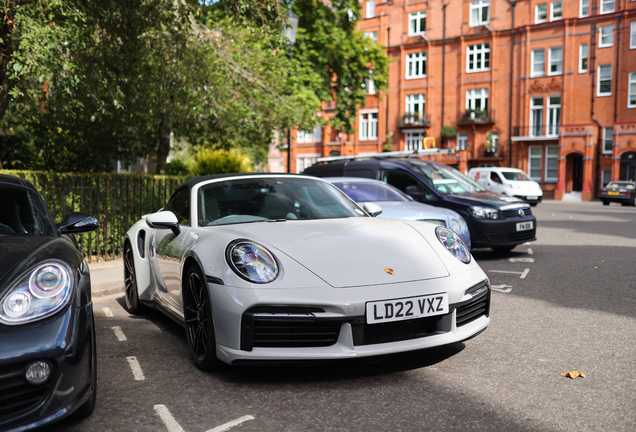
[545,146,559,182]
[629,72,636,108]
[296,154,320,174]
[487,131,499,154]
[405,131,425,151]
[467,43,490,72]
[364,31,378,41]
[366,70,375,95]
[406,94,426,119]
[547,96,561,136]
[409,11,427,35]
[535,3,547,23]
[579,43,588,73]
[598,64,612,96]
[366,0,375,18]
[457,132,468,150]
[548,47,563,75]
[531,49,545,77]
[599,25,613,48]
[297,125,322,144]
[550,1,562,20]
[530,97,544,137]
[406,52,427,79]
[359,111,378,140]
[466,88,489,113]
[601,170,612,187]
[469,0,490,27]
[602,127,614,154]
[529,146,543,181]
[601,0,615,14]
[580,0,589,17]
[631,22,636,49]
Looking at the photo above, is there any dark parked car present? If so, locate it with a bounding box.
[0,174,99,431]
[598,181,636,206]
[304,154,536,252]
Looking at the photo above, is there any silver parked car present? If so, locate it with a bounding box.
[326,177,471,249]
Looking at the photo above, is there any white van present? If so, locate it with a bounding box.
[468,167,543,206]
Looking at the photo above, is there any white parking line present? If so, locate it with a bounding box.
[206,415,255,432]
[491,284,513,293]
[127,356,145,381]
[154,404,185,432]
[509,257,534,263]
[527,248,534,255]
[102,307,114,317]
[111,326,127,341]
[489,268,530,279]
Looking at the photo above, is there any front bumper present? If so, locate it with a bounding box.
[208,270,490,365]
[0,303,94,432]
[468,215,537,249]
[513,195,542,206]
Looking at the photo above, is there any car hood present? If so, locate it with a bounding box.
[366,201,456,222]
[447,191,525,207]
[218,218,450,288]
[0,236,49,283]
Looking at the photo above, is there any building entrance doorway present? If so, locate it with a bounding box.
[620,152,636,181]
[565,153,583,192]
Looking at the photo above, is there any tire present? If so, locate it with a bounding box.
[492,246,515,253]
[74,318,97,418]
[124,242,147,314]
[602,201,609,206]
[184,265,223,371]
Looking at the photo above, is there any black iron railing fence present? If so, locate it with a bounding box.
[1,171,187,262]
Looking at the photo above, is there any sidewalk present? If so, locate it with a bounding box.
[88,259,124,297]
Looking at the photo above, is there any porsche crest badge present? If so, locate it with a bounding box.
[384,268,394,275]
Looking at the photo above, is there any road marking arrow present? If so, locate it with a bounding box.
[491,284,513,293]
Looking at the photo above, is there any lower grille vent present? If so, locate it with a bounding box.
[456,290,490,327]
[352,314,452,346]
[0,365,51,423]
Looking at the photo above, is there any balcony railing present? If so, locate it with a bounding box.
[457,109,495,124]
[398,113,431,128]
[512,125,560,139]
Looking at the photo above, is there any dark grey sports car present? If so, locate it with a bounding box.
[0,174,99,431]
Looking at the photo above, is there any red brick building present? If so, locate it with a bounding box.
[285,0,636,201]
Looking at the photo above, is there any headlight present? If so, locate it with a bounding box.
[470,206,501,219]
[0,261,73,325]
[226,240,279,284]
[435,226,471,264]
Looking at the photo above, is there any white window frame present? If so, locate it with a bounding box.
[469,0,490,27]
[405,130,425,151]
[529,146,543,181]
[580,0,589,17]
[297,125,322,144]
[535,3,547,23]
[631,22,636,49]
[550,1,562,21]
[599,25,613,48]
[364,31,378,41]
[602,127,614,154]
[296,154,320,174]
[457,132,468,150]
[598,64,612,97]
[409,11,427,36]
[530,97,544,137]
[405,94,426,120]
[359,111,378,141]
[601,0,615,14]
[406,51,427,79]
[579,43,589,73]
[366,0,375,19]
[466,88,489,112]
[466,43,490,72]
[548,47,563,76]
[629,72,636,108]
[531,49,545,77]
[547,95,561,137]
[545,146,559,182]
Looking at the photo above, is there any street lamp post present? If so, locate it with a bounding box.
[282,8,298,173]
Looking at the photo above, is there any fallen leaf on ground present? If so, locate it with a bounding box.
[561,371,586,379]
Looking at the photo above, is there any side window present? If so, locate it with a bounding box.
[381,170,435,201]
[164,187,190,226]
[490,172,502,183]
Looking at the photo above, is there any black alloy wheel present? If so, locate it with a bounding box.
[184,265,222,371]
[124,242,147,314]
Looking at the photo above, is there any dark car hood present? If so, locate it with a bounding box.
[0,236,51,283]
[447,191,526,207]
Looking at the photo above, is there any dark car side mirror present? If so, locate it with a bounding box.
[58,212,100,235]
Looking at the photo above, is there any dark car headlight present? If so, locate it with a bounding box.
[0,261,73,325]
[436,226,471,264]
[469,206,502,219]
[226,240,279,284]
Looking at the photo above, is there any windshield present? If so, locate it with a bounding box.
[330,181,409,202]
[412,163,485,195]
[501,171,531,181]
[606,182,634,189]
[198,177,365,226]
[0,186,56,236]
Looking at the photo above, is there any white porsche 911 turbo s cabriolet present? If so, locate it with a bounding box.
[123,173,490,371]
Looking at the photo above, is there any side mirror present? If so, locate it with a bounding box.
[363,202,383,218]
[405,185,423,199]
[58,212,100,235]
[146,211,181,236]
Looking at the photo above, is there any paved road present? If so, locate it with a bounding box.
[46,200,635,432]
